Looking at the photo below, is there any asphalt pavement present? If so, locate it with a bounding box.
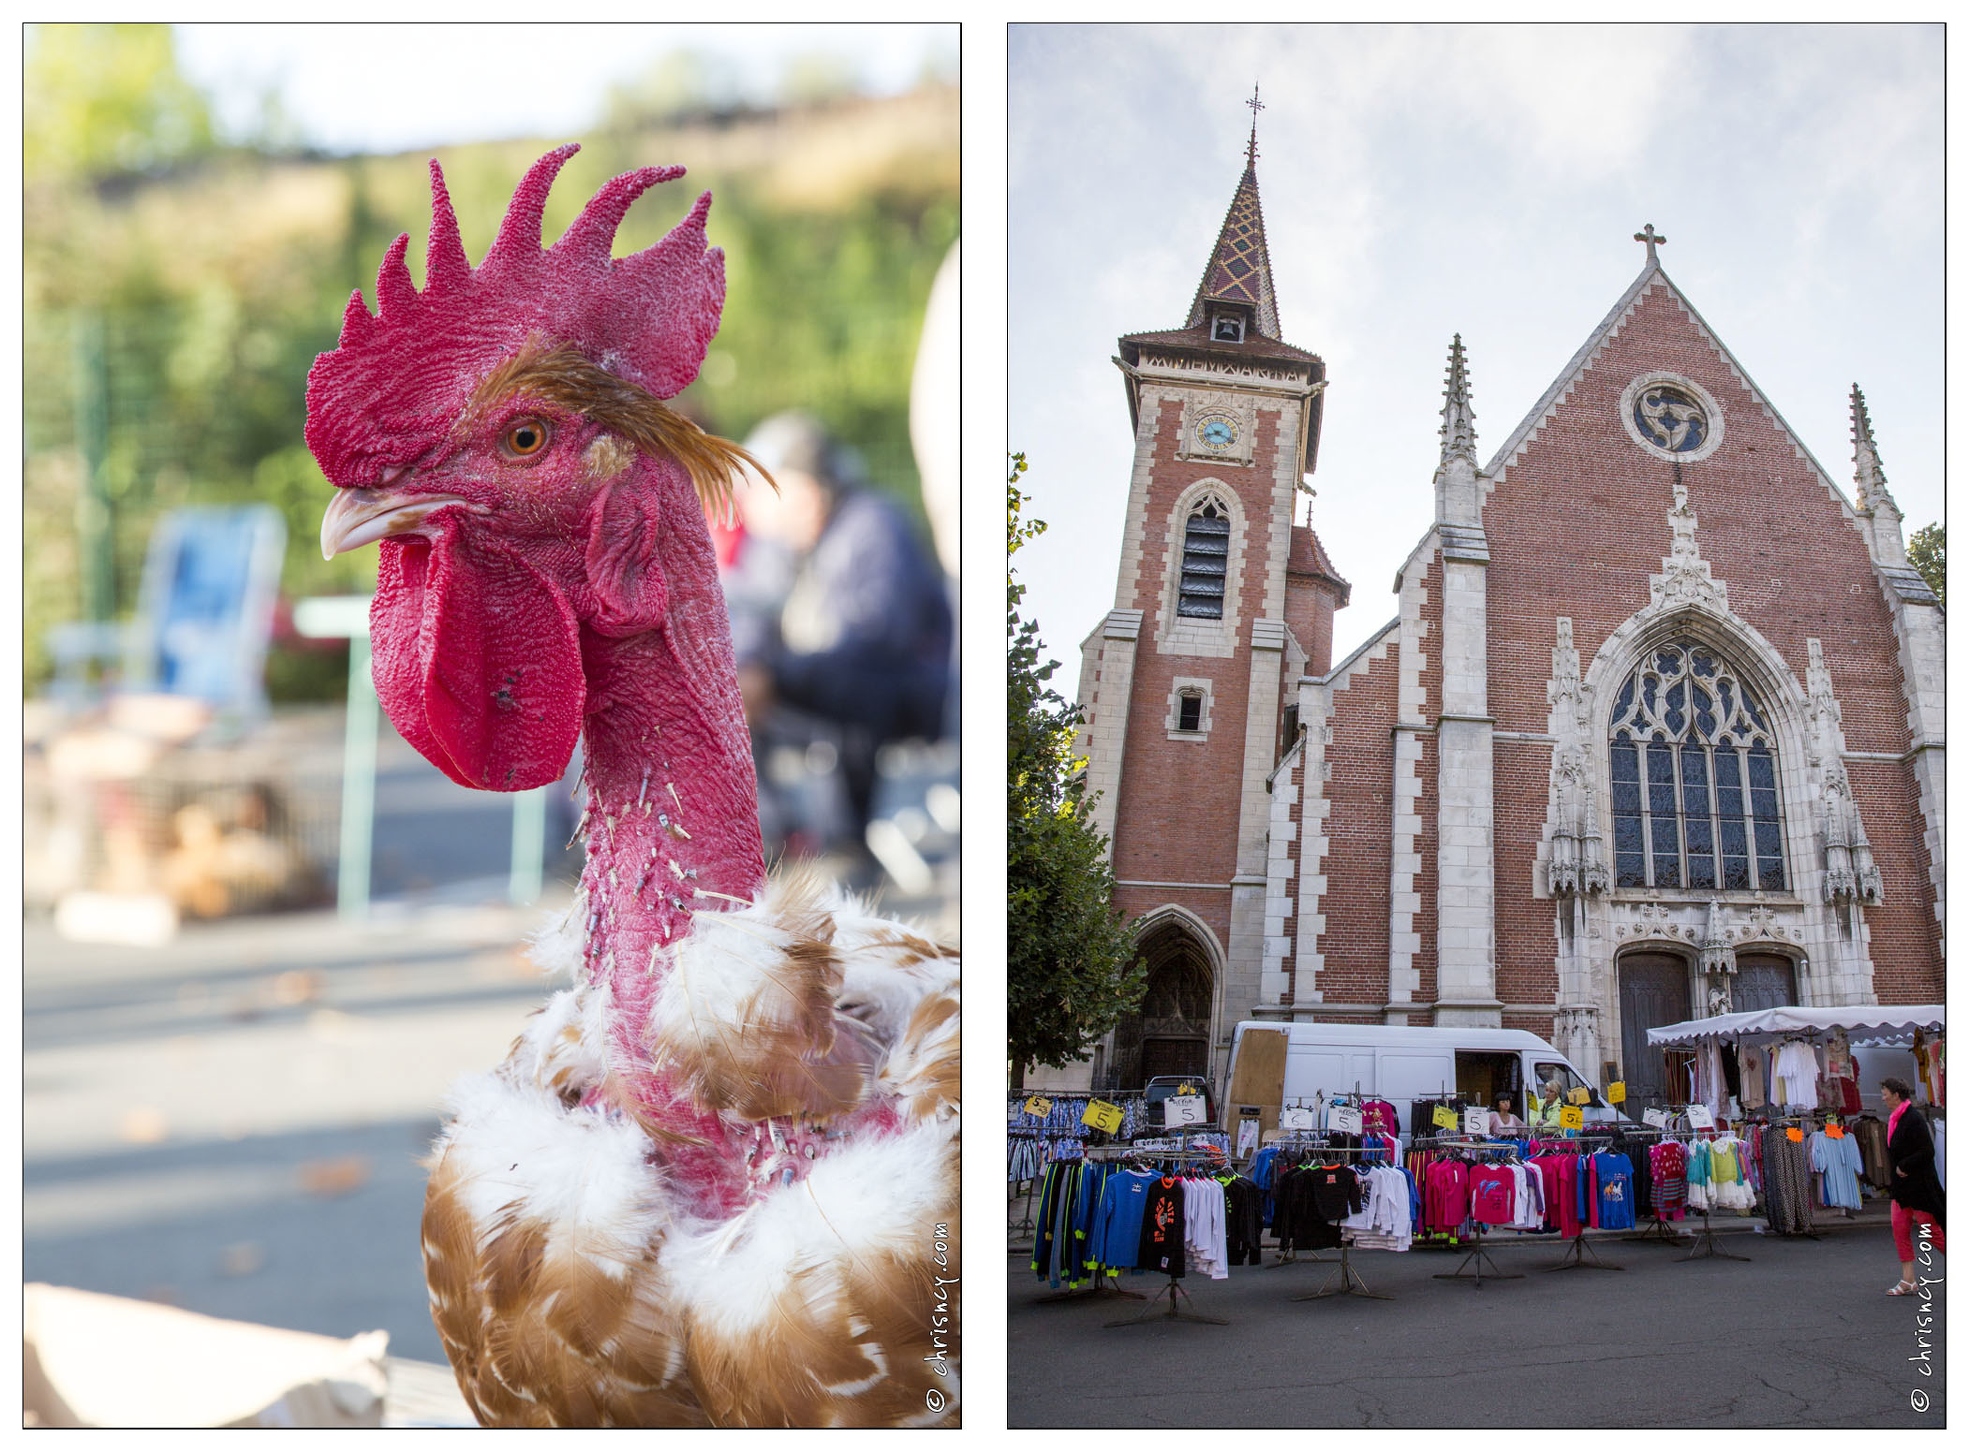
[1007,1215,1945,1427]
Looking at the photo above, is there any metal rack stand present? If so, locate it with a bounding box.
[1542,1230,1623,1272]
[1432,1221,1524,1289]
[1679,1207,1752,1262]
[1104,1274,1227,1328]
[1292,1239,1393,1302]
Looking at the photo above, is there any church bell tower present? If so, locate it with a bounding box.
[1074,93,1348,1090]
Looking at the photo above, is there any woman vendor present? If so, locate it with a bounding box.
[1530,1078,1566,1131]
[1489,1093,1527,1135]
[1881,1075,1945,1295]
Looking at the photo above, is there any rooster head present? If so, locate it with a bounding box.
[308,146,757,794]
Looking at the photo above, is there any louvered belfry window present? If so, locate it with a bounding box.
[1608,641,1786,893]
[1177,501,1231,619]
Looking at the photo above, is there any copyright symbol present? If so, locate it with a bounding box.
[925,1388,946,1413]
[1910,1390,1929,1412]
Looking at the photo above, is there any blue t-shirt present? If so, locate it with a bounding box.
[1592,1152,1637,1230]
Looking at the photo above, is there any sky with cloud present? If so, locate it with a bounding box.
[1009,24,1942,665]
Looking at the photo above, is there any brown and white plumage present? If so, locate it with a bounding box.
[421,877,960,1428]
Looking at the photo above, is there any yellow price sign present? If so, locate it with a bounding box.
[1082,1099,1124,1134]
[1558,1105,1585,1130]
[1568,1087,1591,1106]
[1605,1081,1626,1104]
[1023,1095,1053,1118]
[1432,1105,1460,1130]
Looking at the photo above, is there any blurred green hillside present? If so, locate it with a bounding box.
[23,25,959,698]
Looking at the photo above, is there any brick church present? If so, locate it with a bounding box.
[1059,139,1944,1106]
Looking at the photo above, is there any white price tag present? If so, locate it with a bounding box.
[1464,1107,1489,1135]
[1686,1104,1715,1130]
[1329,1104,1363,1135]
[1279,1106,1315,1131]
[1162,1094,1207,1128]
[1642,1107,1671,1129]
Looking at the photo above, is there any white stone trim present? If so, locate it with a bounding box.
[1618,370,1726,464]
[1165,676,1215,740]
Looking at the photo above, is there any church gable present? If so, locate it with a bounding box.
[1473,271,1909,759]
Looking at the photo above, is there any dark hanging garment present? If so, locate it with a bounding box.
[1139,1176,1188,1277]
[1223,1177,1265,1266]
[1720,1042,1742,1101]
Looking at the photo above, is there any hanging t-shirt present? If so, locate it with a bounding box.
[1590,1152,1637,1230]
[1469,1164,1517,1225]
[1139,1176,1187,1277]
[1426,1159,1471,1231]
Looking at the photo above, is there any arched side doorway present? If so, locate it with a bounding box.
[1617,949,1692,1108]
[1112,917,1217,1091]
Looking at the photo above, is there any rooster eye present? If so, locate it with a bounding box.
[503,418,550,458]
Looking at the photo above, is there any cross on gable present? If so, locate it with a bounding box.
[1634,223,1668,266]
[1245,84,1264,165]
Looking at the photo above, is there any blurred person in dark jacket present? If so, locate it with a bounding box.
[731,413,952,846]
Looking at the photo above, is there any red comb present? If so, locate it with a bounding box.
[305,144,724,487]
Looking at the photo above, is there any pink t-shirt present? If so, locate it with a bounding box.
[1469,1164,1516,1225]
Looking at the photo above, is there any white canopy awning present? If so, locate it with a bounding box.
[1646,1003,1944,1047]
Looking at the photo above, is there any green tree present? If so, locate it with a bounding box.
[25,24,213,181]
[1007,454,1143,1087]
[1908,522,1944,608]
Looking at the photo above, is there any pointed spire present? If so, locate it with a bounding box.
[1183,105,1282,340]
[1439,334,1477,465]
[1850,383,1899,515]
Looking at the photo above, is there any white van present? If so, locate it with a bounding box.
[1221,1020,1628,1138]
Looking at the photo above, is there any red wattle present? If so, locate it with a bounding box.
[370,533,586,792]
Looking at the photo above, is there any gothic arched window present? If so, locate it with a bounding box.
[1177,499,1231,619]
[1608,641,1786,893]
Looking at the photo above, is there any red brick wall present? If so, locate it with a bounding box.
[1283,571,1340,679]
[1109,396,1288,890]
[1302,641,1397,1006]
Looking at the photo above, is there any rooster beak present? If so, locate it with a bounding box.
[321,486,487,560]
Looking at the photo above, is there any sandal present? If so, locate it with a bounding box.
[1887,1281,1917,1296]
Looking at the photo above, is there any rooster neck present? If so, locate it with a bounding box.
[574,625,765,1013]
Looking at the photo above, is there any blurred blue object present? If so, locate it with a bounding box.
[47,506,286,718]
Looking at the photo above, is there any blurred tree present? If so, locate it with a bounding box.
[1908,522,1943,608]
[25,23,214,181]
[602,50,744,130]
[1006,455,1143,1086]
[777,52,860,107]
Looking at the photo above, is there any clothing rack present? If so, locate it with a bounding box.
[1271,1142,1399,1301]
[1097,1150,1236,1329]
[1411,1138,1526,1289]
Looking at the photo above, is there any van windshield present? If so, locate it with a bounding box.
[1533,1061,1601,1108]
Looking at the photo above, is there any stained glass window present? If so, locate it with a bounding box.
[1177,501,1231,619]
[1608,641,1786,892]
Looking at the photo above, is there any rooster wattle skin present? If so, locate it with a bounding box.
[307,147,959,1428]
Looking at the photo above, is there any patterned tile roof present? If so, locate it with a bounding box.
[1183,162,1281,340]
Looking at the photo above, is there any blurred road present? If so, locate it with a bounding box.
[24,709,957,1412]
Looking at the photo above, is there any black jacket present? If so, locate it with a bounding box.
[1886,1105,1946,1224]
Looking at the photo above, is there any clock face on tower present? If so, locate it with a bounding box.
[1194,414,1239,452]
